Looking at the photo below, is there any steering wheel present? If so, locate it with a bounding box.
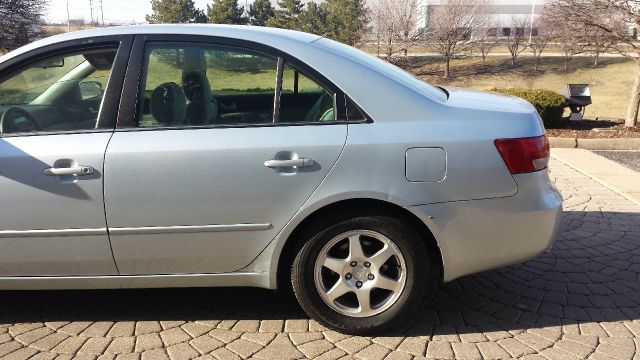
[0,107,41,134]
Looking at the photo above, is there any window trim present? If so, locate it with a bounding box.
[273,57,284,124]
[345,95,373,123]
[0,35,134,138]
[118,34,349,131]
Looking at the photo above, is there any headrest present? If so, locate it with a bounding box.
[183,71,213,104]
[150,82,187,125]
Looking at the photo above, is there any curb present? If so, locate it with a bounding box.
[548,137,640,150]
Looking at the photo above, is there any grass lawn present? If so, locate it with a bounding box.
[401,55,637,120]
[144,53,320,94]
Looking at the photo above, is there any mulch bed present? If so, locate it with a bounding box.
[546,118,640,138]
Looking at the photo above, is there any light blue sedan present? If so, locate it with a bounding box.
[0,25,562,334]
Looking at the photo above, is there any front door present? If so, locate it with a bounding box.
[0,42,129,276]
[104,39,347,275]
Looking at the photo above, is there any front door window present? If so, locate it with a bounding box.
[0,49,117,134]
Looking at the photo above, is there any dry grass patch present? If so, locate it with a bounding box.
[401,55,637,120]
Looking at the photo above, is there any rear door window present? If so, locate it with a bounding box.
[137,43,277,127]
[135,42,338,128]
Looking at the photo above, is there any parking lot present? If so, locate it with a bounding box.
[0,156,638,360]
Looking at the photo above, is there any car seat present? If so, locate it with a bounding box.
[182,71,218,125]
[149,82,187,126]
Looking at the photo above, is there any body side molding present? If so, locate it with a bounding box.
[0,224,271,238]
[108,223,272,235]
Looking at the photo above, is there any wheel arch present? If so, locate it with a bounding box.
[275,198,444,290]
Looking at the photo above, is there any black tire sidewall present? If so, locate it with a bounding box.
[292,215,430,334]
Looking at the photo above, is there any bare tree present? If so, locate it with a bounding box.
[549,0,638,126]
[394,0,423,56]
[472,17,499,66]
[426,0,491,78]
[369,0,422,60]
[583,15,626,66]
[0,0,46,52]
[557,27,586,70]
[589,28,617,67]
[504,17,530,66]
[370,0,398,59]
[529,13,557,71]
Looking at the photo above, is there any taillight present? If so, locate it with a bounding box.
[494,135,550,174]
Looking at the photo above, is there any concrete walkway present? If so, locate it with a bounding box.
[552,148,640,206]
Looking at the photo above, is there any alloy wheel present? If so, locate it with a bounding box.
[313,230,407,317]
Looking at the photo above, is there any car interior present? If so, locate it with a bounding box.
[0,49,116,134]
[137,45,336,128]
[0,44,338,135]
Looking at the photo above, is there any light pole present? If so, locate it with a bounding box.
[67,0,70,31]
[89,0,94,27]
[528,0,536,44]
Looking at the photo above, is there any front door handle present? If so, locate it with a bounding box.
[264,158,314,168]
[44,165,95,176]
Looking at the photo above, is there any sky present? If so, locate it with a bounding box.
[46,0,216,24]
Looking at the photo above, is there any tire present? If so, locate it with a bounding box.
[291,215,437,335]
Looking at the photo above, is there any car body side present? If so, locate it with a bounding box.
[0,25,563,290]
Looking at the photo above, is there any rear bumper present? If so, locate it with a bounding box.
[408,169,563,282]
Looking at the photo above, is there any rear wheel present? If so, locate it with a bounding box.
[291,215,436,334]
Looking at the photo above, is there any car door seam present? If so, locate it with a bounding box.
[102,129,120,274]
[239,123,350,272]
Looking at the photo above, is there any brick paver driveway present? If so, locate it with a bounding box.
[0,159,639,360]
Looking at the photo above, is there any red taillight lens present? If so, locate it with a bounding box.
[494,135,550,174]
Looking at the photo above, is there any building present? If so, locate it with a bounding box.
[424,0,549,37]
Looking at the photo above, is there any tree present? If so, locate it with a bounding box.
[298,2,327,35]
[393,0,423,56]
[473,18,499,66]
[267,0,304,30]
[546,6,589,70]
[529,15,557,71]
[583,15,625,67]
[369,0,422,61]
[589,27,617,67]
[146,0,207,24]
[504,17,529,67]
[426,0,490,78]
[321,0,369,46]
[249,0,275,26]
[370,0,397,58]
[207,0,247,24]
[0,0,46,52]
[557,26,586,70]
[549,0,638,127]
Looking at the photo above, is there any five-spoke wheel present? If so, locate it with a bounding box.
[314,230,407,317]
[292,214,437,334]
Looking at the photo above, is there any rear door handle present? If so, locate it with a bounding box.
[44,165,95,176]
[264,158,314,168]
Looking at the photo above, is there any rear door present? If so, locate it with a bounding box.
[104,36,348,275]
[0,36,131,276]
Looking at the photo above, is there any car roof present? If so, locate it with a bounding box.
[0,24,322,63]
